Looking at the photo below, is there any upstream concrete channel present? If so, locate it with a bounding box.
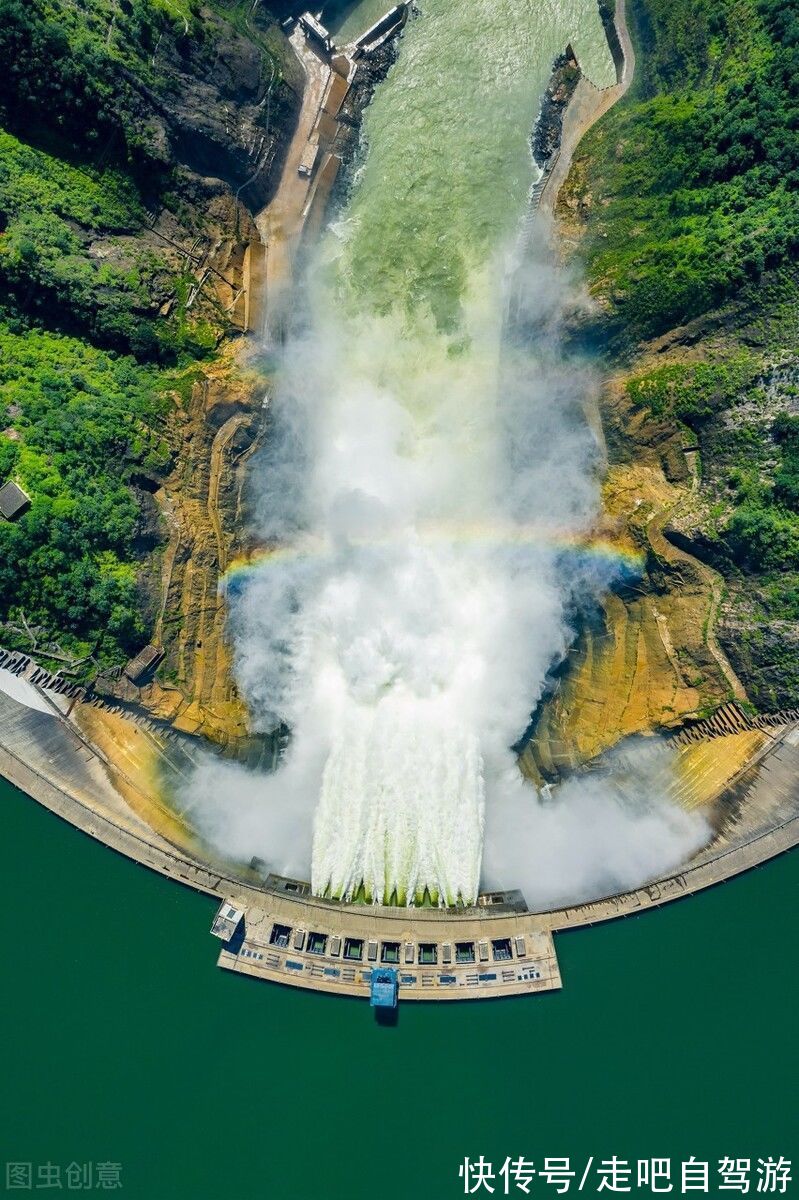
[3,0,799,1002]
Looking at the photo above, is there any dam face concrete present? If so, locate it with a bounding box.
[216,888,562,1000]
[2,678,799,1002]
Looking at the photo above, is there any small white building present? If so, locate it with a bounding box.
[299,12,332,53]
[210,901,244,942]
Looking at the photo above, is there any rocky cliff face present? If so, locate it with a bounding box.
[532,50,581,169]
[93,3,304,338]
[85,7,306,743]
[534,0,799,754]
[95,347,266,746]
[520,370,739,781]
[121,5,303,212]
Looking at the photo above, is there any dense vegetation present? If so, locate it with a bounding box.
[0,0,285,675]
[0,128,219,363]
[624,347,799,703]
[573,0,799,705]
[625,353,799,574]
[578,0,799,339]
[0,328,174,665]
[0,0,241,363]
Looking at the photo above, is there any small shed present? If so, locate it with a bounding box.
[0,481,30,522]
[124,644,164,684]
[297,136,321,179]
[210,902,244,942]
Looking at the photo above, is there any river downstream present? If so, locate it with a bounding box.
[207,0,628,909]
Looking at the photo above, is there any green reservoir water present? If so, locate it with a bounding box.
[2,774,797,1200]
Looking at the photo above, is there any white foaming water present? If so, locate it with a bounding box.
[185,0,708,908]
[233,249,605,906]
[314,702,485,906]
[229,1,616,905]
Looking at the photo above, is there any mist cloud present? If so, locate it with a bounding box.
[179,221,711,908]
[482,741,710,910]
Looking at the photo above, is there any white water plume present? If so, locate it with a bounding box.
[482,740,712,909]
[198,234,646,906]
[183,0,711,907]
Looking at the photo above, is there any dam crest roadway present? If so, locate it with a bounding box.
[1,652,798,1001]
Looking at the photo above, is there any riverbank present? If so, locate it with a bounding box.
[527,0,772,769]
[554,0,799,720]
[537,0,635,216]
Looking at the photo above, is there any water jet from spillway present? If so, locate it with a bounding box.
[186,0,705,909]
[227,0,619,906]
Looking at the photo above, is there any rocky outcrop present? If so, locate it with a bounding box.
[719,620,799,713]
[521,372,741,777]
[76,10,309,746]
[533,49,581,169]
[123,7,303,211]
[92,348,265,745]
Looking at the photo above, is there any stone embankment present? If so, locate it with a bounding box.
[253,11,406,339]
[532,48,581,169]
[534,0,635,214]
[667,701,799,746]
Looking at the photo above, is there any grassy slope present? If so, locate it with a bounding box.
[569,0,799,707]
[0,0,283,675]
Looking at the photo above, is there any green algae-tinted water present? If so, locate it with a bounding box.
[323,0,393,43]
[2,775,797,1200]
[302,0,617,908]
[330,0,614,323]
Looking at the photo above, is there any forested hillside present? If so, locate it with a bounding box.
[565,0,799,708]
[0,0,297,677]
[578,0,799,338]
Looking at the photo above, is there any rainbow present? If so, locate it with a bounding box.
[220,521,645,592]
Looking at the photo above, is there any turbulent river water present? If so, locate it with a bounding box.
[221,1,619,907]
